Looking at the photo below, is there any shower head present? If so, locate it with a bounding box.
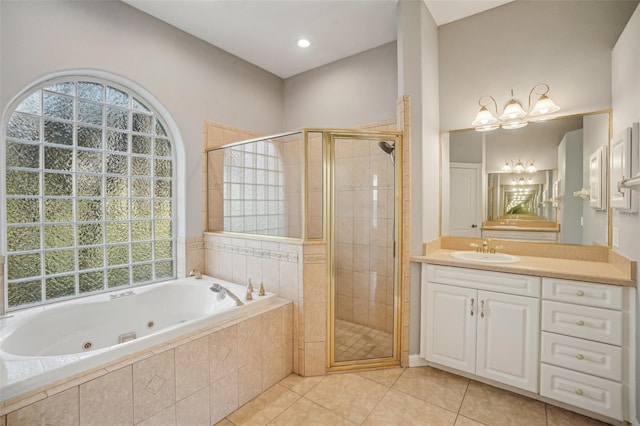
[378,141,395,155]
[378,141,395,166]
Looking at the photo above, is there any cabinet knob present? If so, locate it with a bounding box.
[576,320,585,326]
[576,353,584,360]
[575,388,584,396]
[480,300,485,318]
[576,290,585,296]
[470,298,475,316]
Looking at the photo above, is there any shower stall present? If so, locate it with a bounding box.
[205,128,403,370]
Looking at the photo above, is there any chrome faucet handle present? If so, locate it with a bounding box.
[247,278,254,293]
[258,282,266,296]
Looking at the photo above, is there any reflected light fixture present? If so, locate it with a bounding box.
[297,38,311,48]
[501,160,537,173]
[472,83,560,132]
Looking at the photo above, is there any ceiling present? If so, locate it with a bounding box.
[123,0,513,79]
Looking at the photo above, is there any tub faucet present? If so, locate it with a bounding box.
[189,268,202,279]
[209,283,244,306]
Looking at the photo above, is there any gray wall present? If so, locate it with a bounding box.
[397,0,440,357]
[438,1,638,132]
[611,4,640,422]
[283,42,398,129]
[0,0,284,240]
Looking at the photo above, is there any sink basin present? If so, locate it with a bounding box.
[450,251,521,264]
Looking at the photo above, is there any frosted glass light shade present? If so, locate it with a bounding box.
[472,106,498,126]
[501,119,528,130]
[501,161,513,172]
[530,94,559,116]
[475,123,500,132]
[500,99,527,121]
[513,160,525,173]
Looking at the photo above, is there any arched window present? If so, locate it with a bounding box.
[3,77,175,310]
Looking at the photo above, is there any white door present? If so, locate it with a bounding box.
[450,163,481,237]
[424,283,477,373]
[476,291,540,392]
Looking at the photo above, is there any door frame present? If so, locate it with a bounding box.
[326,130,403,371]
[447,162,482,237]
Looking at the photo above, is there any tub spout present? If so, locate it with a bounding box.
[209,283,244,306]
[189,268,202,279]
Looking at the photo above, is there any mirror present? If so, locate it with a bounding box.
[441,111,611,246]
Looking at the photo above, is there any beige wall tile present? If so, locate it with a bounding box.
[132,350,176,424]
[282,341,294,378]
[261,353,284,390]
[237,315,262,367]
[303,302,326,343]
[176,386,210,426]
[262,258,280,295]
[7,388,78,426]
[175,337,209,401]
[238,364,262,406]
[278,260,299,301]
[209,371,238,425]
[79,366,133,426]
[209,325,238,384]
[261,309,282,354]
[135,405,175,426]
[304,342,326,376]
[302,262,327,303]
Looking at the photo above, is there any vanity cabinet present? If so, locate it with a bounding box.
[421,265,540,392]
[539,277,624,419]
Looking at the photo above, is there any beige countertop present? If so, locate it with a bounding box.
[412,248,636,287]
[481,226,560,233]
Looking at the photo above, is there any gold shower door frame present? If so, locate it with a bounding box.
[325,130,403,372]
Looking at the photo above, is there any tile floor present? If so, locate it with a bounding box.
[334,319,393,361]
[215,366,611,426]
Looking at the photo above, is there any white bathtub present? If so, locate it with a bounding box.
[0,276,275,402]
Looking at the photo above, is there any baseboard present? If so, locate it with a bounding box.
[408,354,428,367]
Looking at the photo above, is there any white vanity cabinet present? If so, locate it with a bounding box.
[421,264,541,392]
[540,277,625,420]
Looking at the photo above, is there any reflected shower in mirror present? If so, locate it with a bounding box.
[442,111,611,246]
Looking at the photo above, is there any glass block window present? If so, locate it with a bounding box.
[223,139,286,235]
[4,78,175,310]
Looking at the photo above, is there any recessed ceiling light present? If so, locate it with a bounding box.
[297,39,311,48]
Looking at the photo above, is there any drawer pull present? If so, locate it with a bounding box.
[576,320,585,326]
[575,388,584,396]
[576,290,585,296]
[576,353,584,360]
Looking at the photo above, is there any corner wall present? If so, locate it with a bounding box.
[611,3,640,421]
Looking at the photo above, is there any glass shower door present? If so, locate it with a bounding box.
[330,133,399,367]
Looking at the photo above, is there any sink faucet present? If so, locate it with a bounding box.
[470,238,502,254]
[209,283,244,306]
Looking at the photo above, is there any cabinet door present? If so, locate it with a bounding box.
[424,283,476,373]
[476,291,540,392]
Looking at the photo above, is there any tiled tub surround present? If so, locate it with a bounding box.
[1,275,276,402]
[204,233,327,376]
[0,297,292,425]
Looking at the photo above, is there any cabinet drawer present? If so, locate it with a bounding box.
[542,278,623,310]
[540,364,623,420]
[541,332,622,381]
[426,265,540,297]
[542,301,622,346]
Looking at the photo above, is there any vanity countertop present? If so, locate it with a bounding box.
[481,225,560,232]
[412,248,636,287]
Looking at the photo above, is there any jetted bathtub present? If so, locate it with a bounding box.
[0,275,275,402]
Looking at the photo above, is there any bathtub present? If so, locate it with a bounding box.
[0,276,275,402]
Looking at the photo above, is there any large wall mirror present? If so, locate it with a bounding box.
[441,111,611,246]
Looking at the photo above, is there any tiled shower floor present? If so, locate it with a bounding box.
[216,367,610,425]
[334,319,393,361]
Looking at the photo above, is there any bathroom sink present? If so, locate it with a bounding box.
[450,251,521,264]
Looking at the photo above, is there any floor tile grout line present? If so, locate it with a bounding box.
[457,378,471,415]
[358,385,392,426]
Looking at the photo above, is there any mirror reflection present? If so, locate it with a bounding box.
[443,112,610,246]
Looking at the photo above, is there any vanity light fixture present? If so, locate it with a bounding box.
[297,38,311,48]
[501,160,537,173]
[472,83,560,132]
